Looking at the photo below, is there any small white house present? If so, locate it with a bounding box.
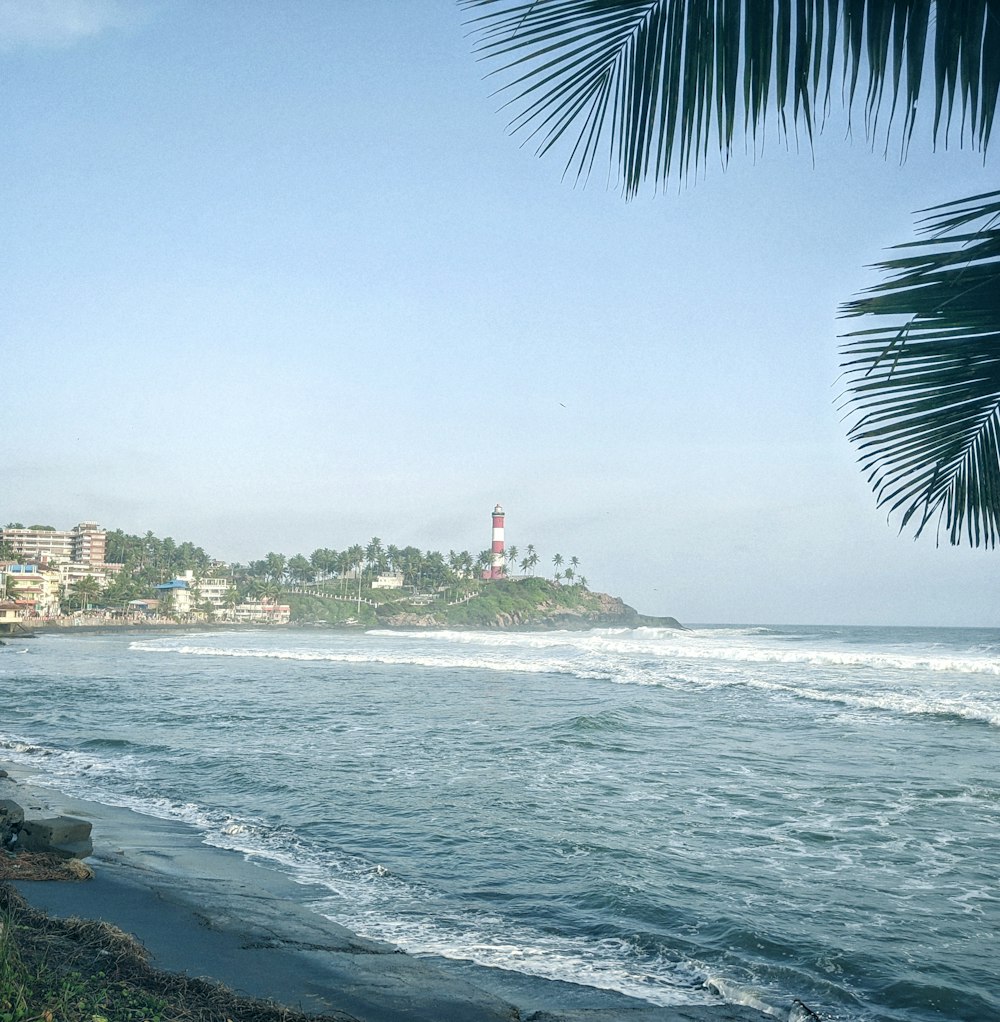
[372,571,405,590]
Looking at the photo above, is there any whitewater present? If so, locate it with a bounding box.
[1,624,997,1021]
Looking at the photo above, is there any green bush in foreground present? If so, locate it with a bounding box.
[1,910,169,1022]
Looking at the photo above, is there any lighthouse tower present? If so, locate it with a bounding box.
[488,503,505,579]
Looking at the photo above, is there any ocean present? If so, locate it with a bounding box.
[1,624,997,1021]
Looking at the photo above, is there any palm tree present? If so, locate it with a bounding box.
[284,555,310,588]
[365,537,385,575]
[223,586,240,620]
[310,547,338,580]
[463,1,1000,546]
[552,553,563,577]
[506,544,519,575]
[68,575,101,611]
[158,592,175,619]
[264,552,286,583]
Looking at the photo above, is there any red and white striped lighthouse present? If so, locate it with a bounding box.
[488,503,505,579]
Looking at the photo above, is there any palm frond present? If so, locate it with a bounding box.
[460,0,999,195]
[840,190,1000,546]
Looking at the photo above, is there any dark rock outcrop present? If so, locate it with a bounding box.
[1,798,24,848]
[19,815,94,860]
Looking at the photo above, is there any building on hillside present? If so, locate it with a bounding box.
[58,562,121,597]
[154,571,286,623]
[155,570,232,614]
[0,523,123,580]
[371,571,405,589]
[188,572,232,609]
[225,601,290,624]
[154,578,194,615]
[0,563,62,617]
[0,521,113,570]
[70,522,107,565]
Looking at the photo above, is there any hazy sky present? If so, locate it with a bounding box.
[2,1,997,626]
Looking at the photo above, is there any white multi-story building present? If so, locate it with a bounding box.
[154,570,233,613]
[58,562,119,597]
[0,522,109,568]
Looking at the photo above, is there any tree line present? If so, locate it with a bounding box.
[234,538,587,592]
[23,529,589,612]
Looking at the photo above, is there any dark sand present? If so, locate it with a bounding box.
[3,770,773,1022]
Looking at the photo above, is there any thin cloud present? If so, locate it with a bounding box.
[0,0,142,50]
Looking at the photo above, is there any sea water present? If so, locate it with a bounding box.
[1,624,997,1021]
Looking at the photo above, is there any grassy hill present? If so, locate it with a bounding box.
[287,578,683,631]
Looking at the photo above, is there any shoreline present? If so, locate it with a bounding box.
[1,767,772,1022]
[11,618,686,637]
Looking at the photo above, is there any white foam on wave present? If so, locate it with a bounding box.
[0,734,153,785]
[0,727,745,1010]
[349,627,1000,678]
[129,629,1000,728]
[127,639,613,682]
[0,729,727,1009]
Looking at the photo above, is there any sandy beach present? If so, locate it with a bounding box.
[2,767,772,1022]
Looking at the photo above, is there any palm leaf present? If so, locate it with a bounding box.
[840,191,1000,546]
[461,0,999,195]
[462,1,1000,547]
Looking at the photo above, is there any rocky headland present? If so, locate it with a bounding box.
[368,578,686,631]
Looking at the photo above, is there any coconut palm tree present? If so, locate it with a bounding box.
[506,544,520,574]
[223,586,240,620]
[264,552,287,583]
[68,575,102,611]
[463,1,1000,546]
[366,537,385,575]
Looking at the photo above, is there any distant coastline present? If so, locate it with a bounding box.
[2,520,685,633]
[22,591,687,635]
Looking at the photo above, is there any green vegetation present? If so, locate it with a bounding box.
[463,1,999,546]
[104,530,213,594]
[7,518,622,628]
[361,577,641,630]
[435,577,587,629]
[0,887,326,1022]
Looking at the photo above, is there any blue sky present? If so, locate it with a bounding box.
[2,0,997,626]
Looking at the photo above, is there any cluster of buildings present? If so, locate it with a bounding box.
[0,522,123,618]
[0,522,289,626]
[152,571,290,624]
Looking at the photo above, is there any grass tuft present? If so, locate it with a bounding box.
[0,884,353,1022]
